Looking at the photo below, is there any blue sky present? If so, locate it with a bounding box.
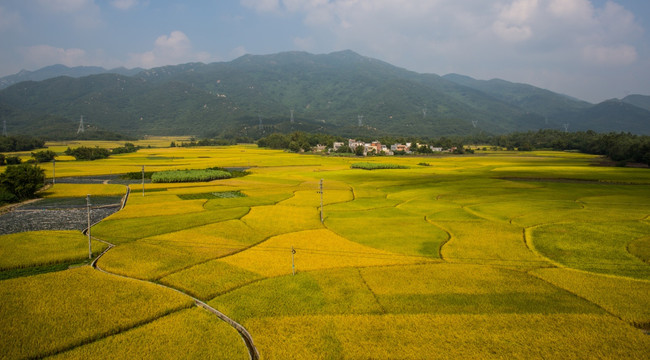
[0,0,648,103]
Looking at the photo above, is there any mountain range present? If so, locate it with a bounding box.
[1,50,649,139]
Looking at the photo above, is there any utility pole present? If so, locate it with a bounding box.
[318,179,324,223]
[141,165,145,197]
[358,115,363,127]
[291,246,296,275]
[2,119,7,136]
[86,194,92,259]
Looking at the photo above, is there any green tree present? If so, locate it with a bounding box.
[64,146,111,160]
[5,156,21,165]
[0,163,45,201]
[31,150,57,163]
[354,145,365,156]
[335,145,352,153]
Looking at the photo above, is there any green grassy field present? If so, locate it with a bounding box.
[1,145,649,359]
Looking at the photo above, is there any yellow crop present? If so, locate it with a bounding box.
[47,308,247,360]
[434,219,548,269]
[531,267,650,327]
[326,207,449,257]
[244,313,650,359]
[241,205,323,236]
[0,230,107,269]
[108,199,206,220]
[40,183,127,198]
[160,260,264,300]
[5,144,649,358]
[220,229,427,277]
[0,266,192,359]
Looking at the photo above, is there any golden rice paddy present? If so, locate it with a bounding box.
[2,144,649,359]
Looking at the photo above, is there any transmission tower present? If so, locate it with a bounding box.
[471,120,478,128]
[290,109,294,123]
[422,107,427,118]
[77,115,85,134]
[358,115,364,127]
[2,120,7,136]
[258,114,263,130]
[563,123,569,133]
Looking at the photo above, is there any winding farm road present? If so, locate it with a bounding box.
[87,186,260,360]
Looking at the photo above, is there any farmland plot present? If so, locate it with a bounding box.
[3,145,649,359]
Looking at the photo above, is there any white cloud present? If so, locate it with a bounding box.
[492,0,537,42]
[20,45,89,68]
[127,31,214,68]
[110,0,138,10]
[547,0,593,21]
[237,0,645,101]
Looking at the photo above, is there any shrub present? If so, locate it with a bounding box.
[5,156,21,165]
[0,188,17,204]
[31,150,57,163]
[0,163,45,200]
[111,143,139,155]
[64,146,111,160]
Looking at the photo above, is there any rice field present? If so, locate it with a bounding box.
[0,230,107,270]
[2,145,649,359]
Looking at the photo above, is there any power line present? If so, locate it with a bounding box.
[77,115,85,134]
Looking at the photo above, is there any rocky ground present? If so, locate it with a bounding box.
[0,176,128,235]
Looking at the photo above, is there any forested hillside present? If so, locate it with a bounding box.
[1,50,649,138]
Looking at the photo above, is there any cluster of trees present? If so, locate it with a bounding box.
[477,130,650,165]
[0,163,45,204]
[0,135,45,152]
[64,146,111,160]
[63,143,140,160]
[0,151,57,166]
[257,132,337,152]
[31,150,57,163]
[110,143,139,154]
[0,154,22,166]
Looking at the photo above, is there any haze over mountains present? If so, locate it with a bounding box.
[1,50,649,139]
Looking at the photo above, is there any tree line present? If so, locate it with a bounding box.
[256,130,650,165]
[475,130,650,165]
[0,135,45,152]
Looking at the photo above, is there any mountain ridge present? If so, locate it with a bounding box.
[1,50,649,138]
